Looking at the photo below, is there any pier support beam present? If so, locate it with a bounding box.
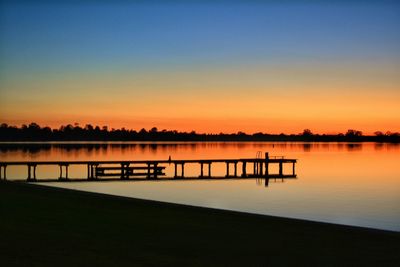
[174,163,177,178]
[153,163,159,179]
[87,164,96,180]
[0,165,7,180]
[241,162,247,177]
[265,153,269,177]
[279,162,283,176]
[27,164,37,181]
[174,162,185,178]
[200,163,204,178]
[225,161,238,178]
[58,164,69,180]
[292,162,296,175]
[197,162,211,178]
[27,165,31,181]
[147,163,151,179]
[120,163,130,180]
[88,163,98,180]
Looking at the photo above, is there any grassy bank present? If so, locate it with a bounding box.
[1,181,399,266]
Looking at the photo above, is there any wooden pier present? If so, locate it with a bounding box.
[0,153,297,182]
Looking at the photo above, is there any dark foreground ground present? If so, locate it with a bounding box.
[1,181,399,267]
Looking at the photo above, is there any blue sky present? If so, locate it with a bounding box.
[1,1,399,74]
[0,0,399,133]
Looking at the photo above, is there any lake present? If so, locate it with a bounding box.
[1,142,399,232]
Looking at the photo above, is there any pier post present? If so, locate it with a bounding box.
[226,162,230,177]
[174,163,177,178]
[234,162,237,177]
[200,163,204,178]
[27,165,31,180]
[87,164,96,180]
[279,162,283,176]
[121,163,129,180]
[265,178,269,187]
[92,164,97,179]
[65,165,69,179]
[265,152,269,177]
[57,164,69,180]
[181,163,185,177]
[154,163,158,179]
[59,165,63,180]
[26,164,37,181]
[147,163,151,179]
[126,163,129,179]
[208,163,211,177]
[292,162,296,175]
[0,165,6,180]
[242,161,247,177]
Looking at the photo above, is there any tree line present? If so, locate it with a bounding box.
[0,123,399,142]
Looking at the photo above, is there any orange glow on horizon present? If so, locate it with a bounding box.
[1,62,399,135]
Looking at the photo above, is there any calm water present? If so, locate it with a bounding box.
[1,142,399,231]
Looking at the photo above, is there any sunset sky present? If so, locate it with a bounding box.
[1,0,399,134]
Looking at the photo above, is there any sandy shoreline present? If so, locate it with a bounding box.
[1,180,399,266]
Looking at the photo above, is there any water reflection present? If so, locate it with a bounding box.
[1,142,399,231]
[1,142,398,156]
[256,177,290,187]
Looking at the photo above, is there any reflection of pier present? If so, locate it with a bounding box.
[0,153,297,182]
[256,176,294,187]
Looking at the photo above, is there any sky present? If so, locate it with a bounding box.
[0,0,399,134]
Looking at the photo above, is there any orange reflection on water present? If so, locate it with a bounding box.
[1,142,399,231]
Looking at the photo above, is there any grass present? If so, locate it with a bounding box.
[0,180,399,266]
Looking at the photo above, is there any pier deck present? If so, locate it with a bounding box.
[0,153,297,182]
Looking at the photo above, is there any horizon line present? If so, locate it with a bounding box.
[1,122,399,136]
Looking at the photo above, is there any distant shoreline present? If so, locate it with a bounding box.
[1,123,399,142]
[0,138,399,143]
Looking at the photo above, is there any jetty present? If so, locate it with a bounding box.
[0,152,297,182]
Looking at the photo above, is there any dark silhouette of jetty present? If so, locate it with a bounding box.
[0,152,296,183]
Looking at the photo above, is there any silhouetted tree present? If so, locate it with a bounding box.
[0,122,399,142]
[302,129,313,136]
[346,129,363,137]
[85,124,94,131]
